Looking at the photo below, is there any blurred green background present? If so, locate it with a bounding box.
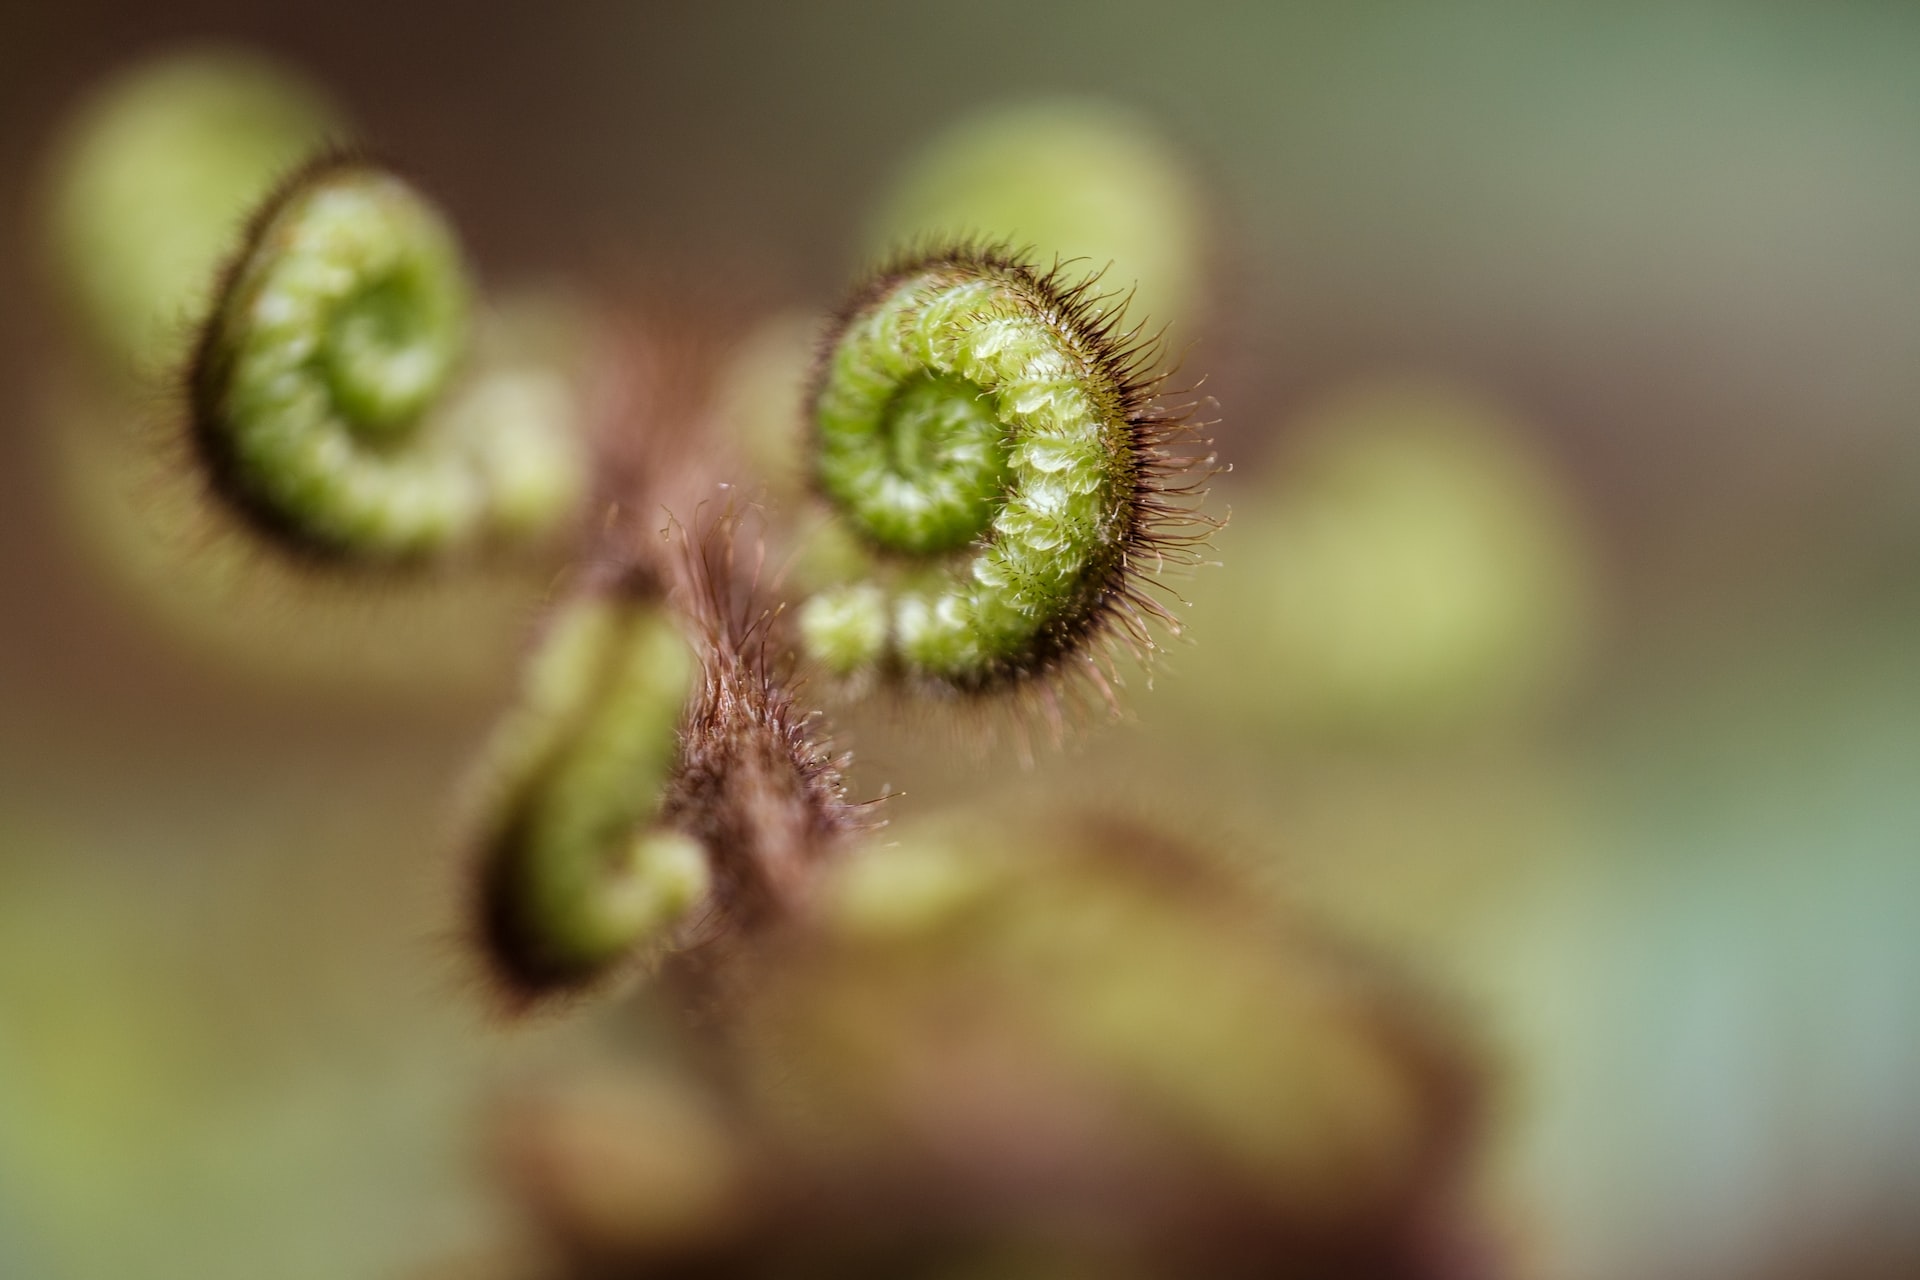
[2,3,1918,1278]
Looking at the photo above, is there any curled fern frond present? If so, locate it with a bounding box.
[43,47,343,374]
[799,243,1212,696]
[475,577,707,1000]
[190,156,581,561]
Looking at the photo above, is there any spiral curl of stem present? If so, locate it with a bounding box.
[801,245,1206,694]
[476,586,708,997]
[191,157,578,560]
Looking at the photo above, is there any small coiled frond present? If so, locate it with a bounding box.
[191,156,580,561]
[475,581,707,1000]
[865,97,1208,338]
[799,243,1211,696]
[43,47,343,374]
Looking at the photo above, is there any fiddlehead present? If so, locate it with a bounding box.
[1180,380,1595,741]
[44,47,342,374]
[866,98,1208,339]
[799,244,1208,696]
[476,580,708,998]
[190,156,581,562]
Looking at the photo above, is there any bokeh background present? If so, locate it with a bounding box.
[2,3,1918,1278]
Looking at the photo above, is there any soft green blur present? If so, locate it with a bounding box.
[800,811,1468,1220]
[493,811,1481,1273]
[713,309,818,497]
[866,98,1208,337]
[43,47,342,375]
[1183,379,1596,742]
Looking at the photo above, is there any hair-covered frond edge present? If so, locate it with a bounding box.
[810,237,1223,710]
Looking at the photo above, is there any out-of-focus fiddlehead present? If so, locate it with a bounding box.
[487,810,1490,1277]
[799,244,1209,696]
[865,98,1208,338]
[43,47,343,375]
[1179,380,1596,741]
[475,580,708,999]
[190,157,582,562]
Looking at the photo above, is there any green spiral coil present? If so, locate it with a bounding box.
[191,158,579,561]
[800,245,1193,693]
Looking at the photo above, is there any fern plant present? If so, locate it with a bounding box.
[51,73,1213,995]
[38,48,1500,1280]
